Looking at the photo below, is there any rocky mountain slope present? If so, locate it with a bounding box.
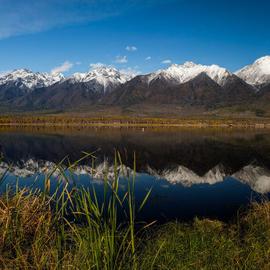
[1,56,270,114]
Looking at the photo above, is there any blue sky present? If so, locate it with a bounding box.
[0,0,269,75]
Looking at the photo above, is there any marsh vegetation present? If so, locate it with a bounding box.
[0,153,270,269]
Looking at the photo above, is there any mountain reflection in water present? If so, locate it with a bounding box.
[0,127,270,221]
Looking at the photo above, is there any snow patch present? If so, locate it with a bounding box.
[0,69,64,91]
[235,56,270,86]
[66,66,135,93]
[147,61,231,86]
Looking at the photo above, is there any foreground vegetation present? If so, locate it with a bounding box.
[141,203,270,270]
[1,154,270,269]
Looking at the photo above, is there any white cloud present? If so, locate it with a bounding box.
[0,1,173,40]
[89,62,107,69]
[51,61,73,74]
[0,1,136,39]
[126,46,137,52]
[120,67,141,77]
[161,59,172,64]
[115,55,128,64]
[145,56,151,61]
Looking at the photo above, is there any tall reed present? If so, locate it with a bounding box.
[0,151,152,269]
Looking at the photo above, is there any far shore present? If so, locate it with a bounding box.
[1,115,270,128]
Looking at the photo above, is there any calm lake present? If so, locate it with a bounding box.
[0,127,270,222]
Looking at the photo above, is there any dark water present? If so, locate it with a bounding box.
[0,127,270,222]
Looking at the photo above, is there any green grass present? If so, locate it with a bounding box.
[139,203,270,270]
[1,153,270,269]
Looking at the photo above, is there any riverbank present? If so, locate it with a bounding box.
[1,188,270,269]
[140,201,270,269]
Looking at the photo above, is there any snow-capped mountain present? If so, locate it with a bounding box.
[1,56,270,111]
[104,60,253,107]
[66,66,134,94]
[13,66,137,109]
[235,56,270,87]
[147,61,232,86]
[0,69,64,91]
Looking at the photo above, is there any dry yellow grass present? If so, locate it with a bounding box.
[1,189,270,269]
[0,114,270,128]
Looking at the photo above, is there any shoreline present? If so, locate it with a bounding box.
[1,115,270,128]
[0,121,270,128]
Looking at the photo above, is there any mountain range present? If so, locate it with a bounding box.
[1,56,270,115]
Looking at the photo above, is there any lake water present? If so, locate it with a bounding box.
[0,127,270,222]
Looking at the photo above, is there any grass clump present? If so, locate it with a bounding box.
[138,203,270,270]
[138,219,240,270]
[0,190,57,269]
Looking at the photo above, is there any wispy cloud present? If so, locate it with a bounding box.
[120,66,141,77]
[145,56,151,61]
[161,59,172,64]
[51,61,73,74]
[126,46,137,52]
[89,62,107,69]
[0,0,153,39]
[115,55,128,64]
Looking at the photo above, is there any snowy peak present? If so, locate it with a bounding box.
[149,61,232,86]
[70,72,86,82]
[84,66,133,85]
[0,68,64,90]
[235,56,270,87]
[183,61,197,68]
[255,55,270,65]
[2,56,270,97]
[67,66,134,93]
